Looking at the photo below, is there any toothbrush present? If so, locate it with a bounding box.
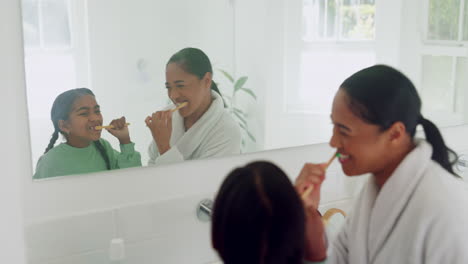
[95,123,130,130]
[145,102,188,127]
[301,151,340,200]
[170,102,188,113]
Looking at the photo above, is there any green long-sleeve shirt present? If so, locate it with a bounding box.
[33,138,142,179]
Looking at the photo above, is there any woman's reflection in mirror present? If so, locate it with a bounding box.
[146,47,241,166]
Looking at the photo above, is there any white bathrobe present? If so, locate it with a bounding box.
[327,139,468,264]
[148,91,241,166]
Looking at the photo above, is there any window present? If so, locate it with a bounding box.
[21,0,89,119]
[426,0,466,42]
[22,0,72,50]
[287,0,376,114]
[302,0,375,42]
[420,0,468,124]
[21,0,90,170]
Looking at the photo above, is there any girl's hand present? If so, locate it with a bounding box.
[106,116,131,144]
[296,163,328,262]
[145,110,172,155]
[295,163,326,210]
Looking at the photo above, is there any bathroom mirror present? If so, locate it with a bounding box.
[22,0,468,179]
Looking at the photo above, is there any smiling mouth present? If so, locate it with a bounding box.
[338,153,350,163]
[171,101,188,112]
[88,125,102,131]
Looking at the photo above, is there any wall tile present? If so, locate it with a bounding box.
[122,224,217,264]
[30,250,109,264]
[115,193,213,243]
[26,211,115,262]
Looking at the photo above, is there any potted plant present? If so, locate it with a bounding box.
[217,69,257,149]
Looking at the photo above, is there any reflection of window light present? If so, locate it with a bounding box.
[21,0,86,119]
[302,0,375,42]
[287,0,376,114]
[22,0,72,50]
[426,0,467,42]
[291,49,375,114]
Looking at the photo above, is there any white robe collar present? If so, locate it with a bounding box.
[170,91,225,159]
[362,139,433,262]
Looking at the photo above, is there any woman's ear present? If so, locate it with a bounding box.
[388,121,407,142]
[58,119,70,135]
[203,72,213,90]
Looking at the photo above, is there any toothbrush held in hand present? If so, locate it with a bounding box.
[170,102,188,113]
[95,123,130,130]
[301,151,340,200]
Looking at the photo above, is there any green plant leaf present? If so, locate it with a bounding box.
[233,107,246,117]
[239,122,248,131]
[239,122,256,142]
[219,69,235,83]
[223,96,232,105]
[234,76,248,92]
[240,88,257,100]
[246,130,256,142]
[232,107,247,119]
[233,111,247,126]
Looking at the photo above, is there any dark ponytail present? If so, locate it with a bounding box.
[167,47,225,107]
[210,81,222,98]
[340,65,458,176]
[210,81,226,107]
[45,88,111,170]
[419,116,458,175]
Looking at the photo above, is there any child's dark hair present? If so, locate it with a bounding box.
[212,161,305,264]
[340,64,458,175]
[167,47,225,105]
[45,88,111,170]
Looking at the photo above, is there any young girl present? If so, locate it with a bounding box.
[145,47,241,166]
[212,161,306,264]
[297,65,468,263]
[33,88,142,179]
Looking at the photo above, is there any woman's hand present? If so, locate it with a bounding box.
[145,110,172,155]
[106,116,131,144]
[295,163,328,262]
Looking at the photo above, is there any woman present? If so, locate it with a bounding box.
[146,47,241,166]
[297,65,468,263]
[212,161,306,264]
[34,88,141,179]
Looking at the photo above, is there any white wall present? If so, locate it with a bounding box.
[0,0,28,263]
